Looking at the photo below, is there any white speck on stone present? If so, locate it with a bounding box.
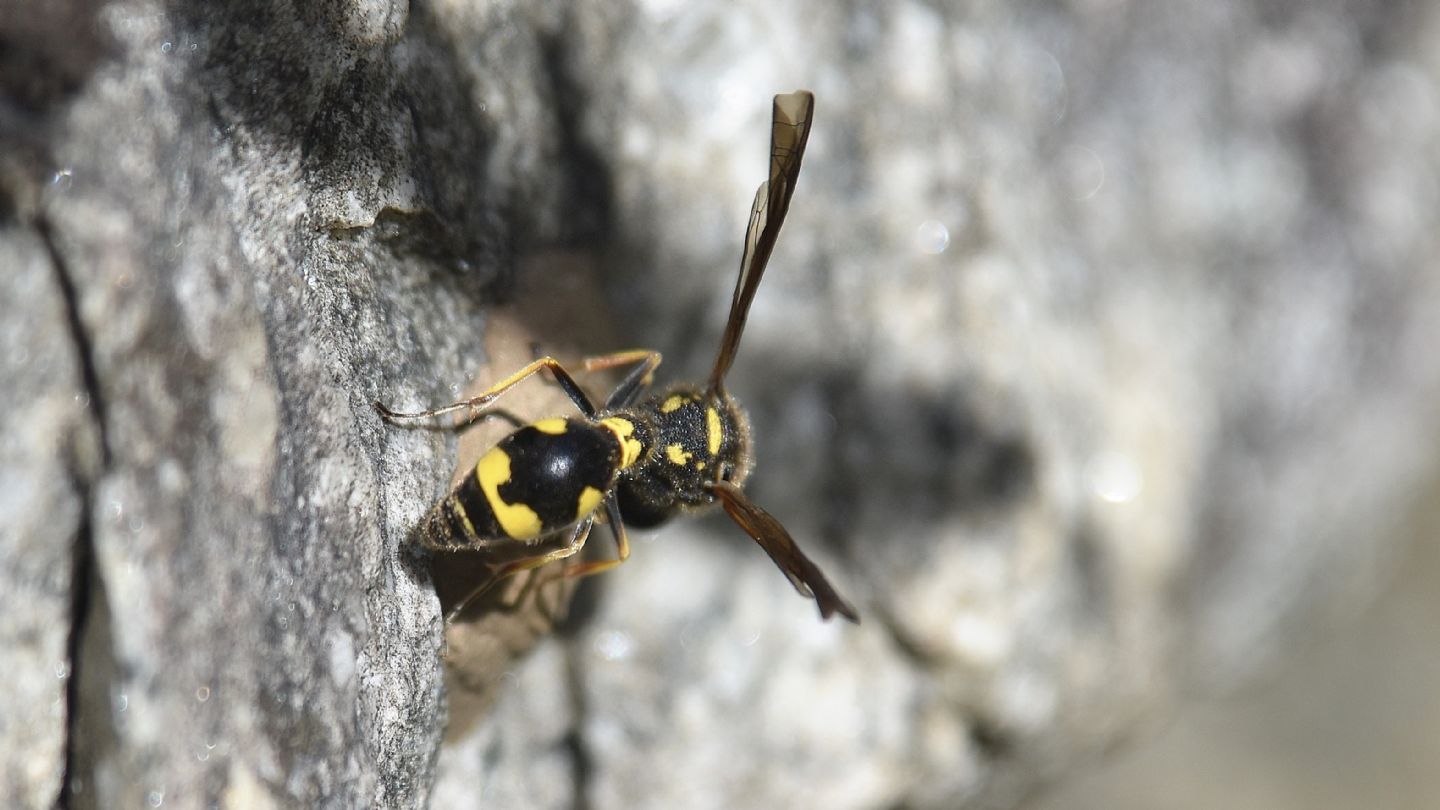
[949,613,1011,667]
[1061,145,1106,200]
[915,219,951,254]
[593,629,634,662]
[329,631,356,686]
[1086,450,1142,504]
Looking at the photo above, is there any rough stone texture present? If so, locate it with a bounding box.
[0,220,96,810]
[2,1,1439,810]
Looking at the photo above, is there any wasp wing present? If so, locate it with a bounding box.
[711,480,859,623]
[709,90,815,392]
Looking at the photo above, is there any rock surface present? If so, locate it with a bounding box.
[3,1,1439,809]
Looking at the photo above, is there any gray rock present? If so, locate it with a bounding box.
[3,1,1438,809]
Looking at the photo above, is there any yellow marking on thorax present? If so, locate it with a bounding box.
[532,417,569,434]
[474,447,543,539]
[706,406,723,455]
[601,416,643,468]
[665,444,692,465]
[576,486,604,522]
[660,394,690,413]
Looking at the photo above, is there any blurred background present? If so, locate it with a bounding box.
[1031,489,1440,810]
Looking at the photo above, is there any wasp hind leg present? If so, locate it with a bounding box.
[443,518,596,625]
[553,495,632,580]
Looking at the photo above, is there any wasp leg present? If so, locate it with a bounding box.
[581,349,662,373]
[377,355,599,426]
[521,343,660,405]
[582,350,662,411]
[443,518,595,625]
[378,407,529,433]
[556,494,631,579]
[471,409,528,430]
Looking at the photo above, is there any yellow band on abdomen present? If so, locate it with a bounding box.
[474,447,543,539]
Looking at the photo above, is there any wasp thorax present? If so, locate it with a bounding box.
[615,384,752,527]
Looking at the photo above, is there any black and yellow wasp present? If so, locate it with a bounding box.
[378,91,857,623]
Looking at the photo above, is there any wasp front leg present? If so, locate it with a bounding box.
[582,350,662,410]
[376,355,600,426]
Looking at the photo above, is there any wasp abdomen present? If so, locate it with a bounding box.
[418,417,635,551]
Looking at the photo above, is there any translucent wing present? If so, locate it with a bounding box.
[711,480,859,623]
[708,90,815,392]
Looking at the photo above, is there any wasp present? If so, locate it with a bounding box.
[378,91,857,623]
